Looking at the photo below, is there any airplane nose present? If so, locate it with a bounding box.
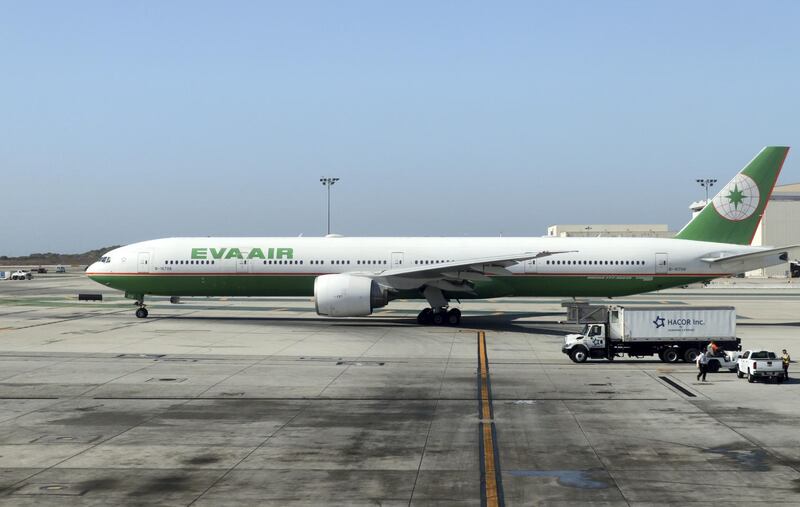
[86,262,102,274]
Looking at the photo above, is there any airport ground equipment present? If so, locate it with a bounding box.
[0,271,9,280]
[737,350,786,383]
[10,270,32,280]
[562,306,739,363]
[707,350,741,373]
[78,293,103,302]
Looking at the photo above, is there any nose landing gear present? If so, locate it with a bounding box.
[134,297,148,319]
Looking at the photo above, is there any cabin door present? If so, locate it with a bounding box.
[137,252,151,273]
[391,252,404,268]
[655,253,669,274]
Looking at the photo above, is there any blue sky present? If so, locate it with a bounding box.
[1,1,799,255]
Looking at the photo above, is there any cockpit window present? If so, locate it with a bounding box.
[98,256,111,263]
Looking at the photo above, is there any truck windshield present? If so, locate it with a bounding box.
[581,324,601,336]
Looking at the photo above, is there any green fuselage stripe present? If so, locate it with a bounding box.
[89,274,713,299]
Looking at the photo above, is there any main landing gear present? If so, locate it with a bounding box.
[417,286,461,325]
[417,307,461,326]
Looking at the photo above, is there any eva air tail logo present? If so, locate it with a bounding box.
[712,174,760,221]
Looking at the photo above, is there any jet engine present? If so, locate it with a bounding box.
[314,274,389,317]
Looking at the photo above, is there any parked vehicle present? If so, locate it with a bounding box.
[55,266,67,273]
[706,349,741,373]
[737,350,786,383]
[36,267,47,274]
[10,270,32,280]
[563,306,740,363]
[0,271,10,280]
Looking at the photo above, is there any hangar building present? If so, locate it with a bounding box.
[689,183,800,277]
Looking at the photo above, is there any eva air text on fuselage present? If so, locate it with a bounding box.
[191,247,294,260]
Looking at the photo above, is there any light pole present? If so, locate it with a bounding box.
[320,177,339,235]
[696,178,718,203]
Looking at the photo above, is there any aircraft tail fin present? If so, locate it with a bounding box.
[675,146,790,245]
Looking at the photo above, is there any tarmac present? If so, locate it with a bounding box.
[0,273,799,506]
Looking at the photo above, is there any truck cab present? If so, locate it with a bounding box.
[563,323,609,362]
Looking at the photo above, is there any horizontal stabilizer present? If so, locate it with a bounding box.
[700,245,800,270]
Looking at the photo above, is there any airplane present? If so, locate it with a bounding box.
[87,146,797,326]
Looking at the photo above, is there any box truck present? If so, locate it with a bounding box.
[563,306,739,365]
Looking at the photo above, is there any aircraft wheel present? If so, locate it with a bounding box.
[135,307,149,319]
[432,312,445,326]
[417,308,433,325]
[446,308,461,326]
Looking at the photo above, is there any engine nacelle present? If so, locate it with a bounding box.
[314,274,389,317]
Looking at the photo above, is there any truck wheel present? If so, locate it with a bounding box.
[747,370,755,383]
[683,348,699,363]
[570,347,589,363]
[737,369,744,379]
[707,360,720,373]
[663,348,679,363]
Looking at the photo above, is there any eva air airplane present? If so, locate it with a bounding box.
[88,147,795,325]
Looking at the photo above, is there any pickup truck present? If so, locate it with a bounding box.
[10,270,32,280]
[706,350,741,373]
[737,350,786,383]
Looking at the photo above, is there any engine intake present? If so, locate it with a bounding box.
[314,274,389,317]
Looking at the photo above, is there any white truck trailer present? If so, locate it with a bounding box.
[563,306,739,364]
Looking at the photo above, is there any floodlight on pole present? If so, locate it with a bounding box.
[696,178,718,203]
[320,177,340,235]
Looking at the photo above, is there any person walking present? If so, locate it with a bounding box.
[696,350,709,381]
[782,349,791,380]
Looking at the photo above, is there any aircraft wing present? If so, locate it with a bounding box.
[700,245,800,270]
[371,251,574,291]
